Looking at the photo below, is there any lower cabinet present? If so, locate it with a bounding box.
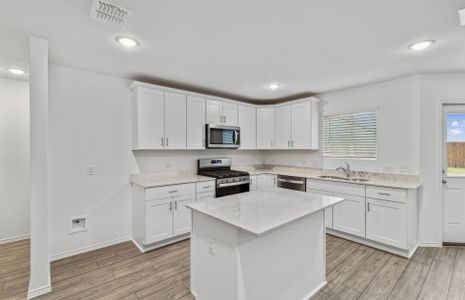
[332,194,366,238]
[145,194,195,245]
[366,198,408,249]
[257,174,276,190]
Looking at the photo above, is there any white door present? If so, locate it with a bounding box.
[257,107,274,149]
[238,105,256,149]
[274,104,291,149]
[222,102,238,126]
[135,88,165,149]
[164,92,186,149]
[443,105,465,244]
[333,194,366,237]
[187,96,206,149]
[291,101,311,149]
[366,198,408,249]
[145,199,173,244]
[206,99,222,124]
[173,195,196,236]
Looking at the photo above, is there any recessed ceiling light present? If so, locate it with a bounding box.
[7,68,27,75]
[407,40,435,51]
[116,36,139,48]
[267,82,281,90]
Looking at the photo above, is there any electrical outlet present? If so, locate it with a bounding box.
[87,165,96,176]
[400,163,411,173]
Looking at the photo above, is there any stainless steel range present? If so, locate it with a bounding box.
[197,158,250,198]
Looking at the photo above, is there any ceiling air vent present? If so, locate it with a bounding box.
[89,0,132,28]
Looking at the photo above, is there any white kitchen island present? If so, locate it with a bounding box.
[187,188,344,300]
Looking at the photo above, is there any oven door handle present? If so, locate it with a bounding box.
[277,178,305,185]
[218,181,249,188]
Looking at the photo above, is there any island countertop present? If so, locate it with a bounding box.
[187,188,344,236]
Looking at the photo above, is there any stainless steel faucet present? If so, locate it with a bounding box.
[336,162,352,177]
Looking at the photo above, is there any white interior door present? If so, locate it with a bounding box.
[443,105,465,244]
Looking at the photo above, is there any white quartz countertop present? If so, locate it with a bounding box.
[187,188,344,236]
[130,173,214,188]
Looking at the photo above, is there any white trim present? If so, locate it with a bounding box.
[49,236,130,262]
[0,234,30,245]
[27,283,51,299]
[417,241,442,247]
[131,234,190,253]
[301,281,327,300]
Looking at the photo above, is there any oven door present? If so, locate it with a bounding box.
[206,124,240,149]
[216,181,250,198]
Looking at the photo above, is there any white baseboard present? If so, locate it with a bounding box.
[49,236,130,262]
[417,241,442,247]
[302,281,327,300]
[27,283,51,299]
[0,234,30,245]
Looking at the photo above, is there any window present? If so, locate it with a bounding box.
[446,113,465,176]
[323,110,377,159]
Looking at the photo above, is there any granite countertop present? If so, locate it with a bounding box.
[187,188,344,236]
[130,172,214,188]
[236,166,422,190]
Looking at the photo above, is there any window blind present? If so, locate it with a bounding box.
[323,110,377,159]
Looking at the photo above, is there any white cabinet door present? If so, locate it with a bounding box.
[222,102,238,126]
[187,96,206,149]
[291,101,311,149]
[366,198,408,249]
[257,107,274,149]
[307,188,333,228]
[258,174,276,190]
[238,105,256,149]
[197,192,215,202]
[173,195,196,236]
[134,88,165,149]
[145,198,173,244]
[333,195,366,238]
[164,92,186,149]
[206,99,222,124]
[249,175,258,191]
[274,105,291,149]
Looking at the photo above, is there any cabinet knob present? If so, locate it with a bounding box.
[442,179,447,184]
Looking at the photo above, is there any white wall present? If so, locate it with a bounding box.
[418,73,465,245]
[265,76,421,174]
[48,64,138,257]
[0,76,29,242]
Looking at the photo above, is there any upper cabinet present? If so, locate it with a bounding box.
[238,104,256,149]
[257,107,274,149]
[130,81,319,151]
[273,98,319,150]
[186,96,206,149]
[206,99,238,126]
[132,86,186,150]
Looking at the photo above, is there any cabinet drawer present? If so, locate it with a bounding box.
[366,186,407,203]
[197,192,215,202]
[306,179,365,197]
[196,181,215,193]
[145,183,195,200]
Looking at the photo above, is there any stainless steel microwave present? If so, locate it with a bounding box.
[206,124,240,149]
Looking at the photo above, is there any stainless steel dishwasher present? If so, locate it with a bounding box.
[276,175,306,192]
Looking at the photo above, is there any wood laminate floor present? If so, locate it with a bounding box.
[1,235,464,300]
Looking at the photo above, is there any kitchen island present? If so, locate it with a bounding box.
[187,188,344,300]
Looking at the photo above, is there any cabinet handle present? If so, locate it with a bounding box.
[175,200,178,209]
[367,202,371,212]
[169,201,173,211]
[168,190,178,194]
[378,192,391,196]
[166,137,169,147]
[203,186,211,189]
[161,137,164,146]
[224,115,227,123]
[291,140,294,147]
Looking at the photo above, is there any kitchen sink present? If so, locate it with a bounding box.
[318,175,369,182]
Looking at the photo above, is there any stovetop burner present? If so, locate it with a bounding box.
[199,169,249,179]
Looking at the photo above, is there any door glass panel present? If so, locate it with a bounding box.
[447,113,465,176]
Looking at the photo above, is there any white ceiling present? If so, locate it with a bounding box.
[1,0,464,101]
